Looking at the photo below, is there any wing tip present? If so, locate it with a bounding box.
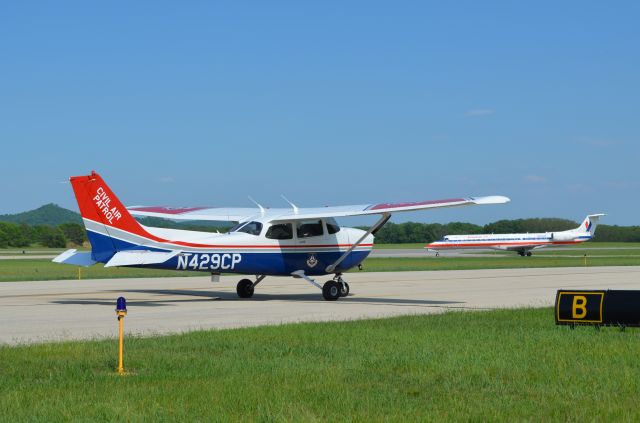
[471,195,511,205]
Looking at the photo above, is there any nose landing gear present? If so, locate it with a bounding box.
[322,274,350,301]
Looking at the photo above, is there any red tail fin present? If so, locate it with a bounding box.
[70,171,148,236]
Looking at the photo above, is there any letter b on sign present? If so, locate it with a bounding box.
[556,291,604,324]
[572,296,587,319]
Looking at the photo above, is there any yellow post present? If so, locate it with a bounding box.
[78,267,82,280]
[117,313,125,374]
[584,254,587,266]
[115,297,127,375]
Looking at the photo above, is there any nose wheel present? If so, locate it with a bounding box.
[322,281,341,301]
[292,270,351,301]
[322,275,350,300]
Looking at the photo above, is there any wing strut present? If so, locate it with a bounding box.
[325,213,391,273]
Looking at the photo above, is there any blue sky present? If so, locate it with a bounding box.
[1,1,638,226]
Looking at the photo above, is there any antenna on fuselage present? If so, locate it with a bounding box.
[281,195,299,215]
[248,196,265,216]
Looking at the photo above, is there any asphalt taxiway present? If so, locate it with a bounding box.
[2,266,639,345]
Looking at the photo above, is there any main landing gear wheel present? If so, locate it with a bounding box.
[237,279,254,298]
[322,281,341,301]
[526,252,532,257]
[339,281,350,297]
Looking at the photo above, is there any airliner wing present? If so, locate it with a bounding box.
[128,195,509,222]
[268,196,510,222]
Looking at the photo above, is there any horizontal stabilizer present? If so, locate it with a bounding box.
[104,250,180,267]
[104,250,180,268]
[52,249,97,267]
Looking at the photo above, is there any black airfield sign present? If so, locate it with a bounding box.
[555,290,640,327]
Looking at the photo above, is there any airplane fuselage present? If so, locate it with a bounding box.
[426,232,591,252]
[85,216,373,276]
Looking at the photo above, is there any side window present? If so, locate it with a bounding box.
[266,223,293,240]
[236,221,263,236]
[326,219,340,234]
[296,220,324,238]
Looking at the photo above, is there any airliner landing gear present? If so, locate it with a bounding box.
[236,275,266,298]
[526,252,532,257]
[518,251,525,257]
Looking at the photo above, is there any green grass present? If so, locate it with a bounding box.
[2,252,640,282]
[0,260,201,282]
[358,255,640,272]
[1,308,639,420]
[374,243,425,249]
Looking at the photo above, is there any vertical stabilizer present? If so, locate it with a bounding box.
[70,171,150,262]
[577,214,606,236]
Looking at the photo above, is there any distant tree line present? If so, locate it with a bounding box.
[0,222,86,248]
[1,218,639,248]
[369,219,640,244]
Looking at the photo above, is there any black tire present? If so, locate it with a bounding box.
[526,252,532,257]
[339,282,350,297]
[322,281,340,301]
[237,279,255,298]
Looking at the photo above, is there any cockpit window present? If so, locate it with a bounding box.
[266,223,293,240]
[229,221,246,232]
[233,221,263,236]
[326,219,340,234]
[296,220,324,238]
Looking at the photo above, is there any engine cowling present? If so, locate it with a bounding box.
[551,232,575,242]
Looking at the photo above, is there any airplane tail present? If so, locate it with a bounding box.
[69,171,153,262]
[577,214,605,236]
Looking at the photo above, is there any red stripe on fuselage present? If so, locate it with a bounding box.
[87,219,372,250]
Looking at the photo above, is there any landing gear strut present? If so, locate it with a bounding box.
[236,275,266,298]
[292,270,350,301]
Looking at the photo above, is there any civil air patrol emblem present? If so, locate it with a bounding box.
[306,254,318,268]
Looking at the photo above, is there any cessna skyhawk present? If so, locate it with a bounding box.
[54,171,509,300]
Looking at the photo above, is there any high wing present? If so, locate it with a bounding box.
[127,206,260,222]
[128,196,510,223]
[268,196,509,222]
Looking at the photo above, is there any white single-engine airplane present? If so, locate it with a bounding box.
[54,171,509,300]
[426,214,605,257]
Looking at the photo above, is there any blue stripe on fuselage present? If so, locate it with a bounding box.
[86,230,370,276]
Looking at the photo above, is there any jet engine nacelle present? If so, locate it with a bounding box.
[551,232,576,242]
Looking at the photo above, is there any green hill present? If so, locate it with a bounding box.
[0,204,82,226]
[0,204,230,232]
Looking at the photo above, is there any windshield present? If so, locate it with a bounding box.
[231,221,263,236]
[326,218,340,234]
